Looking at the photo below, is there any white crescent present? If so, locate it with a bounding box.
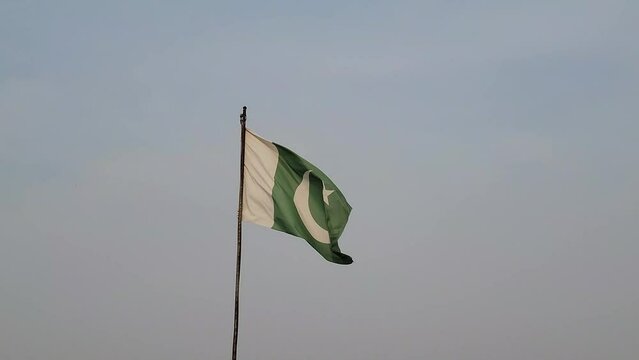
[293,171,331,244]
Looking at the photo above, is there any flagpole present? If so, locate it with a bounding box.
[232,106,247,360]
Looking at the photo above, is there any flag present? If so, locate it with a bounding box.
[242,129,353,264]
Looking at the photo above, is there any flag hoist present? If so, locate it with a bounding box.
[232,106,353,359]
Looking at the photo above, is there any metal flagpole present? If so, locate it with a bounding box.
[232,106,247,360]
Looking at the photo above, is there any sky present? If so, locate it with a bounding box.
[1,1,638,359]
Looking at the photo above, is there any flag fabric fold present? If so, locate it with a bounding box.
[242,129,353,264]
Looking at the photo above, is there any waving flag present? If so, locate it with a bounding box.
[242,129,353,264]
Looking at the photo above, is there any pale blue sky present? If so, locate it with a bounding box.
[2,1,638,359]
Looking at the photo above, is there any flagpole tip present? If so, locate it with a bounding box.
[240,106,247,124]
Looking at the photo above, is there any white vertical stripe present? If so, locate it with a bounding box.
[242,129,278,228]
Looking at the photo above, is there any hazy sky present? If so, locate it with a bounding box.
[2,1,638,359]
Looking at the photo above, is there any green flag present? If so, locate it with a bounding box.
[242,129,353,264]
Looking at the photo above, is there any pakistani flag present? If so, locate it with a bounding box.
[242,129,353,264]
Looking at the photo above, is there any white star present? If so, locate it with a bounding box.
[322,186,334,205]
